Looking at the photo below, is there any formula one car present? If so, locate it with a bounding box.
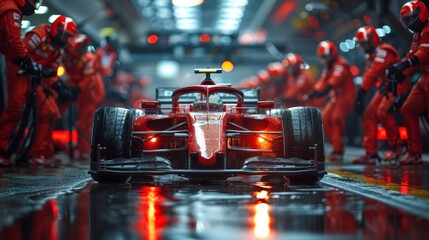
[89,69,326,184]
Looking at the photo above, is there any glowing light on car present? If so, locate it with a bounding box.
[258,137,264,143]
[150,137,157,143]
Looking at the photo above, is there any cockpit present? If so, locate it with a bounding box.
[192,94,223,112]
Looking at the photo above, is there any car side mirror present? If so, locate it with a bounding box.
[135,100,160,114]
[257,101,274,109]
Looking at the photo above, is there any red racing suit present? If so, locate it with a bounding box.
[0,0,28,61]
[63,51,105,157]
[24,24,63,158]
[316,57,356,154]
[283,70,316,108]
[400,22,429,156]
[360,43,410,155]
[0,0,31,154]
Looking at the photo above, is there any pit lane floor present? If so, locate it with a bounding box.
[0,146,428,240]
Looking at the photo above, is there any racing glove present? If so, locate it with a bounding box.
[14,55,40,76]
[386,57,418,83]
[354,88,367,115]
[51,80,72,104]
[307,85,332,99]
[306,91,320,99]
[41,68,57,78]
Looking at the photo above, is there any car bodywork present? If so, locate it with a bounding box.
[89,69,326,183]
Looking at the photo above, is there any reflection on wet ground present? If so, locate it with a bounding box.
[2,175,429,240]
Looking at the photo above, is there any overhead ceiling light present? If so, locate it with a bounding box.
[219,7,244,16]
[174,7,199,18]
[35,6,48,14]
[21,20,31,28]
[154,0,170,7]
[383,25,391,34]
[219,11,243,18]
[177,18,199,24]
[48,15,60,23]
[217,19,241,25]
[222,0,248,6]
[172,0,204,7]
[137,0,151,6]
[216,24,239,31]
[176,19,199,30]
[157,8,172,18]
[376,28,386,37]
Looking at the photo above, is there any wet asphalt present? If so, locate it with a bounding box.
[1,147,429,240]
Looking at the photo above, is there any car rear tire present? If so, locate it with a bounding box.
[90,107,133,184]
[282,106,325,184]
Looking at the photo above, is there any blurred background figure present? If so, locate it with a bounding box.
[256,69,271,100]
[0,0,42,167]
[266,61,286,101]
[352,26,409,165]
[63,33,105,160]
[129,76,151,107]
[307,40,356,162]
[95,31,129,107]
[235,75,259,89]
[387,0,429,165]
[279,53,316,108]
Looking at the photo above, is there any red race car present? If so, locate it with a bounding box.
[89,69,326,184]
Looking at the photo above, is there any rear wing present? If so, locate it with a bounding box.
[156,87,260,105]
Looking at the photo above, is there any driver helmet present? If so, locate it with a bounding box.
[208,95,223,111]
[209,95,222,104]
[50,15,77,48]
[257,69,270,84]
[66,34,90,57]
[316,40,338,65]
[282,53,305,75]
[266,62,284,78]
[355,26,379,54]
[400,1,428,33]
